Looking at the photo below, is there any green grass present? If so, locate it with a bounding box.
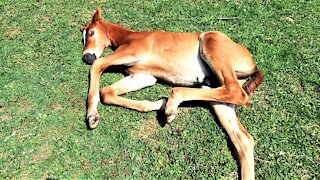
[0,0,319,179]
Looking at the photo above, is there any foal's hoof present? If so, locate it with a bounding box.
[166,113,177,124]
[165,106,177,124]
[88,114,100,129]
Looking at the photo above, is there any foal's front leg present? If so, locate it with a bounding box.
[101,73,166,112]
[86,45,151,129]
[87,73,166,129]
[86,59,104,129]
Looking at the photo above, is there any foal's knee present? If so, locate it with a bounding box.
[101,87,116,105]
[226,85,249,106]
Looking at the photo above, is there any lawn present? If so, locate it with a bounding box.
[0,0,319,179]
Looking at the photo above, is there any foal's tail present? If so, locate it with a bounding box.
[242,67,263,95]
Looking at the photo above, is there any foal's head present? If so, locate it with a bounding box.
[80,8,111,65]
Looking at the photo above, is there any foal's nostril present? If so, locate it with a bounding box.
[92,54,97,60]
[82,53,97,65]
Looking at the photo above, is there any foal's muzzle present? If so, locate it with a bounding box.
[82,53,97,65]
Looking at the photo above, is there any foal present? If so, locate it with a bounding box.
[81,8,263,180]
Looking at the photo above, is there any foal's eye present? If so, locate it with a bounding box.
[89,31,95,36]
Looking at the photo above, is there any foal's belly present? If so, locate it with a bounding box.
[127,56,211,87]
[157,67,207,86]
[160,73,206,86]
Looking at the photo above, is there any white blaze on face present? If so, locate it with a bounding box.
[82,30,87,46]
[82,28,105,59]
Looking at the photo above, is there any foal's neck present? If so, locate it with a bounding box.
[101,21,134,49]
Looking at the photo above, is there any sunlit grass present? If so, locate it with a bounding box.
[0,0,319,179]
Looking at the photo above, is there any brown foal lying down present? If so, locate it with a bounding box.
[80,8,263,180]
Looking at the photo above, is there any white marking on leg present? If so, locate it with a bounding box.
[87,94,100,116]
[92,94,100,104]
[154,98,166,110]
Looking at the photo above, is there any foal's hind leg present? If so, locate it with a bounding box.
[165,31,253,123]
[210,102,255,180]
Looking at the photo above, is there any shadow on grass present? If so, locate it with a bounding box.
[157,101,242,178]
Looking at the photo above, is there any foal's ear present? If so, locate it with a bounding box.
[92,7,102,22]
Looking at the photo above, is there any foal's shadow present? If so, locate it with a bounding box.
[155,100,209,128]
[156,100,241,177]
